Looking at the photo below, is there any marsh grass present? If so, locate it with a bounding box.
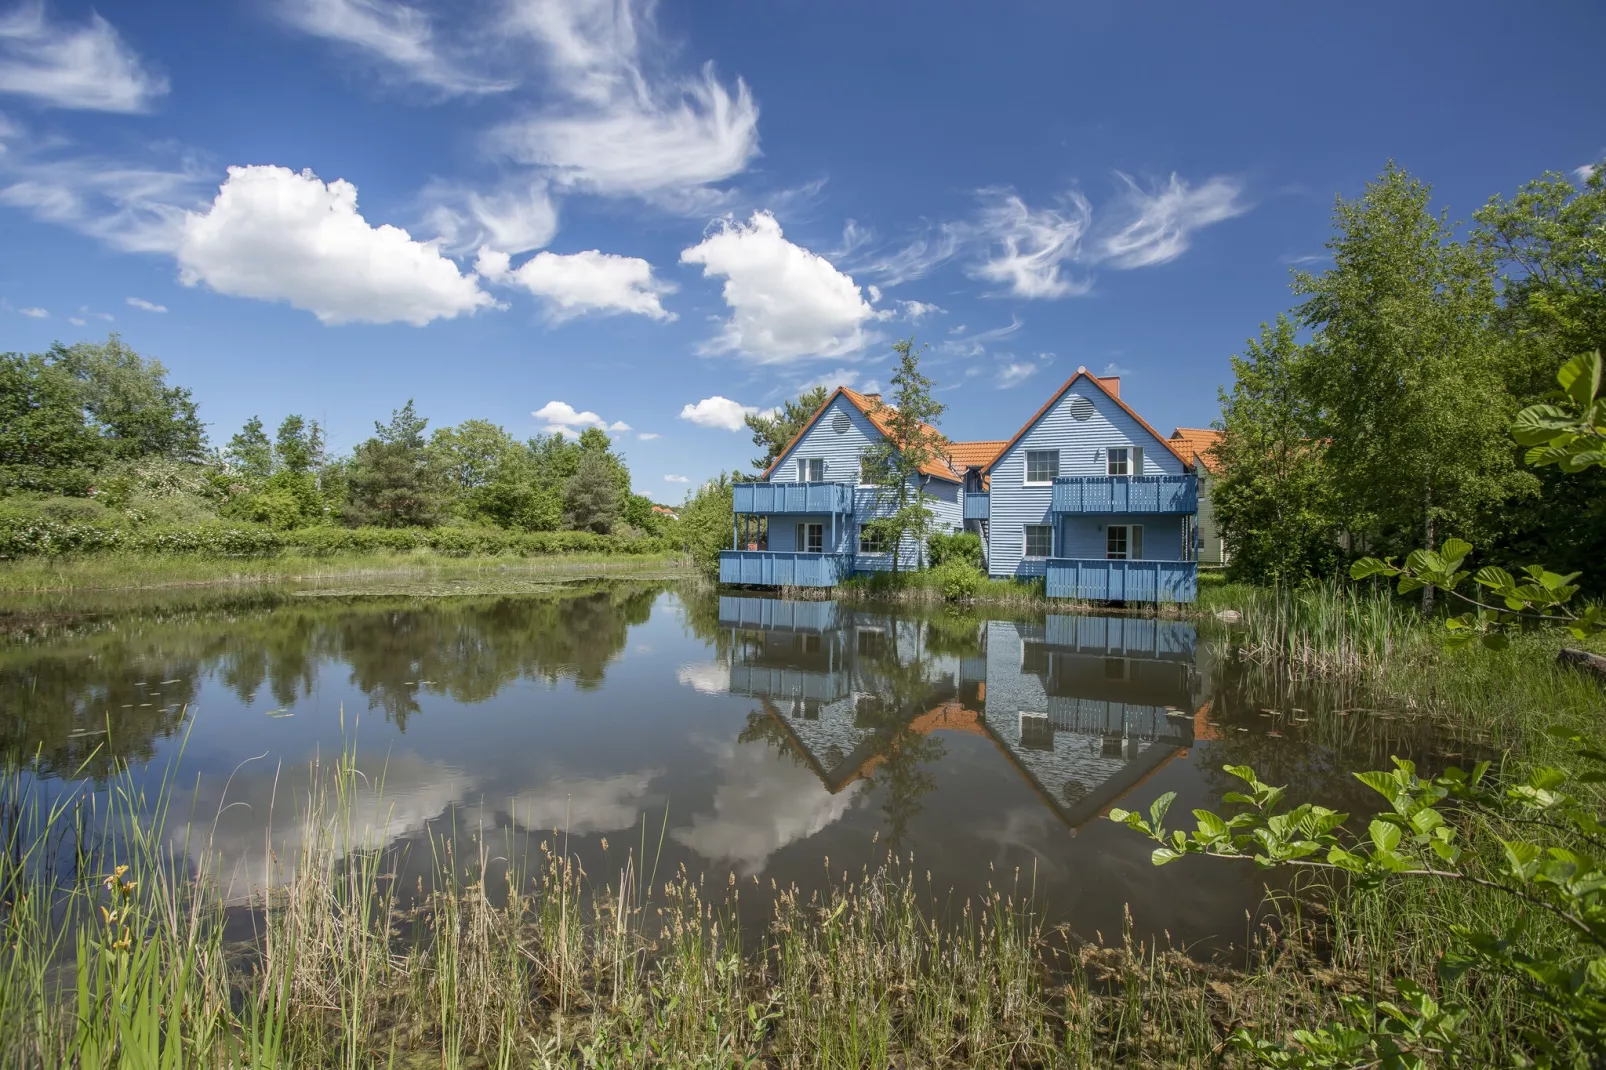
[5,721,1540,1070]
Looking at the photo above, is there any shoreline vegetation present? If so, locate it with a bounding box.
[4,582,1606,1065]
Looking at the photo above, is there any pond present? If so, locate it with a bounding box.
[1,579,1456,954]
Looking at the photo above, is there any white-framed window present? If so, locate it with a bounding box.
[795,523,823,553]
[1024,524,1053,559]
[1106,446,1145,477]
[1024,449,1060,484]
[858,525,890,553]
[1106,524,1143,560]
[797,457,825,482]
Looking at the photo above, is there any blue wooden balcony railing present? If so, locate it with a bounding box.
[1050,474,1197,515]
[719,551,855,587]
[962,492,989,520]
[732,481,854,515]
[1044,559,1198,603]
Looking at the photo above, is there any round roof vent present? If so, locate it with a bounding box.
[831,413,851,434]
[1069,396,1095,422]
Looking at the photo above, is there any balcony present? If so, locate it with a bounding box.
[720,551,855,588]
[1050,474,1197,515]
[733,481,854,515]
[1044,559,1198,603]
[962,492,989,520]
[718,595,841,632]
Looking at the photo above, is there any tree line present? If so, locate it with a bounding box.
[1213,160,1606,595]
[0,336,672,539]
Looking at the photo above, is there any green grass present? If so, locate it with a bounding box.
[0,550,692,595]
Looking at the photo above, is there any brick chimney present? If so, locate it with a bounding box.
[1095,376,1120,398]
[863,392,882,403]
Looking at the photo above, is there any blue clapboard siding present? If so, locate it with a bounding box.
[1042,615,1198,660]
[963,492,989,519]
[1051,475,1196,514]
[733,481,854,514]
[717,595,841,632]
[987,378,1187,579]
[1044,559,1198,603]
[720,551,855,587]
[1059,515,1188,560]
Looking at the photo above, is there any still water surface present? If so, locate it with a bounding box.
[3,581,1449,952]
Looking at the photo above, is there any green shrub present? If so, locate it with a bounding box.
[932,560,984,601]
[928,531,983,569]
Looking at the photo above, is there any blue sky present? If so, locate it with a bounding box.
[1,1,1601,502]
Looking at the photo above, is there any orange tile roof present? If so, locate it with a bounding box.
[762,386,963,483]
[945,440,1008,470]
[1169,427,1223,473]
[982,370,1193,474]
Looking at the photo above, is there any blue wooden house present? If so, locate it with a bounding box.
[720,372,1200,603]
[970,369,1198,602]
[719,387,991,587]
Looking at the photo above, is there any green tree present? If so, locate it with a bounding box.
[1294,163,1531,610]
[224,417,274,482]
[564,448,622,533]
[1213,316,1347,583]
[48,335,205,462]
[677,473,737,575]
[344,400,444,528]
[0,352,101,493]
[429,419,519,493]
[274,415,324,475]
[745,385,829,470]
[859,339,948,575]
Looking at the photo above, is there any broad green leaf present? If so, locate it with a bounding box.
[1369,818,1402,853]
[1558,351,1603,410]
[1511,403,1574,446]
[1474,565,1515,592]
[1440,537,1472,567]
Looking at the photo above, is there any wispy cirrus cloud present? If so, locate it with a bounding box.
[125,296,166,312]
[277,0,513,95]
[969,189,1093,299]
[0,3,168,112]
[1096,172,1249,268]
[17,304,46,317]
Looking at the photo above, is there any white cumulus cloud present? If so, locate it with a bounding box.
[675,661,727,693]
[1096,173,1249,268]
[175,165,493,326]
[0,4,167,112]
[680,211,876,363]
[663,473,689,484]
[970,189,1092,299]
[476,246,672,321]
[534,400,630,437]
[679,395,758,431]
[125,296,166,312]
[17,305,46,317]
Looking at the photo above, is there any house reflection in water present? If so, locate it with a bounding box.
[718,595,1212,830]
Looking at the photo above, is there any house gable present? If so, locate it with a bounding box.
[767,391,885,485]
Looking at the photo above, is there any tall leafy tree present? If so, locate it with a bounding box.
[225,417,274,481]
[0,352,102,493]
[429,419,519,492]
[745,385,829,471]
[859,339,948,575]
[344,400,444,527]
[274,415,324,475]
[1294,163,1531,609]
[1212,317,1347,583]
[48,336,205,462]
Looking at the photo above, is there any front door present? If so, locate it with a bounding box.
[795,523,824,553]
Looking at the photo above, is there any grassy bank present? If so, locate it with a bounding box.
[0,549,691,595]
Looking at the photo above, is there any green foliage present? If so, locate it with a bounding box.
[859,339,947,574]
[926,531,982,569]
[273,414,323,475]
[224,416,273,481]
[564,447,622,533]
[1294,163,1532,578]
[48,335,206,463]
[677,473,737,575]
[1114,739,1606,1066]
[745,385,829,471]
[929,559,983,601]
[1213,316,1348,584]
[343,400,446,528]
[0,351,102,494]
[1510,350,1606,472]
